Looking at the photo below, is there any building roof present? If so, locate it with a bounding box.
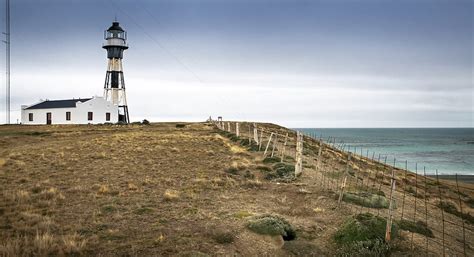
[25,98,92,110]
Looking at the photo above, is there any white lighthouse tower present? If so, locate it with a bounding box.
[103,21,130,123]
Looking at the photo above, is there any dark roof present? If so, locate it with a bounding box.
[108,22,124,32]
[25,98,92,110]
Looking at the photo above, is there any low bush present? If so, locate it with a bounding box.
[396,219,433,238]
[239,139,259,151]
[334,213,396,256]
[342,192,392,209]
[262,163,296,182]
[210,228,235,244]
[247,214,296,240]
[438,201,474,225]
[176,124,186,128]
[224,167,239,175]
[262,156,280,164]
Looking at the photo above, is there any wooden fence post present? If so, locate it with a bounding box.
[248,124,251,144]
[253,124,259,144]
[435,169,446,257]
[271,133,278,157]
[385,167,396,242]
[280,133,288,162]
[236,122,240,137]
[338,152,351,204]
[263,132,274,157]
[455,174,467,256]
[317,139,323,170]
[227,122,231,132]
[295,131,303,177]
[258,129,264,151]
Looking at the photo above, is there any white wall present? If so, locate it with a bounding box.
[21,97,119,125]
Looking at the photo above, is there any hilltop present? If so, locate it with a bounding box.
[0,122,472,256]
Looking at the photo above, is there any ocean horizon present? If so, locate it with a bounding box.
[295,128,474,176]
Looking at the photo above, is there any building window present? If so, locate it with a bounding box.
[106,112,111,121]
[66,112,71,121]
[28,113,33,121]
[88,112,93,121]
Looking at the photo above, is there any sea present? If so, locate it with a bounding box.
[296,128,474,175]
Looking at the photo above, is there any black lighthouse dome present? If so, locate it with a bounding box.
[108,22,124,32]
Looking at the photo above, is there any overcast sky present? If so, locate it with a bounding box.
[0,0,472,127]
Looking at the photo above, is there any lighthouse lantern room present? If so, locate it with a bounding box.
[103,21,130,123]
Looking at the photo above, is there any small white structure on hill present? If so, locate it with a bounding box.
[21,96,118,125]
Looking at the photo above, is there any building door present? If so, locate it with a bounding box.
[46,112,52,125]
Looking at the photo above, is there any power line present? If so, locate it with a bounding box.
[137,3,202,70]
[107,0,203,83]
[3,0,10,124]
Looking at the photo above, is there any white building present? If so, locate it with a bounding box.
[21,96,119,125]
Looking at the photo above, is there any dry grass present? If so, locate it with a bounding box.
[163,189,180,201]
[0,122,472,256]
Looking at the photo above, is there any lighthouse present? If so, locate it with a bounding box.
[103,21,130,123]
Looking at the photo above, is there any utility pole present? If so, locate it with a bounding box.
[3,0,10,124]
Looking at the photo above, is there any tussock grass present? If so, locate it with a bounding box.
[234,210,253,219]
[163,189,180,201]
[61,233,87,254]
[283,240,322,256]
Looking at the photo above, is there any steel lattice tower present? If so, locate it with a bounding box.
[103,21,129,123]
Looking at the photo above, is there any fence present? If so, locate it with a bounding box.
[213,120,473,257]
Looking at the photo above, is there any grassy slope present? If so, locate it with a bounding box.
[0,123,346,256]
[0,122,472,256]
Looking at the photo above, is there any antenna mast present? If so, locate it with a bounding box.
[4,0,10,124]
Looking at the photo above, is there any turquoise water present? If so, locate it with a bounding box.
[297,128,474,175]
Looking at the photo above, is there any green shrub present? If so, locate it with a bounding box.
[176,124,186,128]
[210,229,235,244]
[466,198,474,208]
[101,205,116,214]
[133,207,154,215]
[273,163,295,176]
[247,214,296,240]
[334,213,396,256]
[438,201,474,225]
[244,170,255,179]
[262,163,296,182]
[256,165,272,172]
[396,219,433,238]
[224,167,239,175]
[263,156,280,164]
[142,119,150,125]
[342,192,392,209]
[335,213,394,244]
